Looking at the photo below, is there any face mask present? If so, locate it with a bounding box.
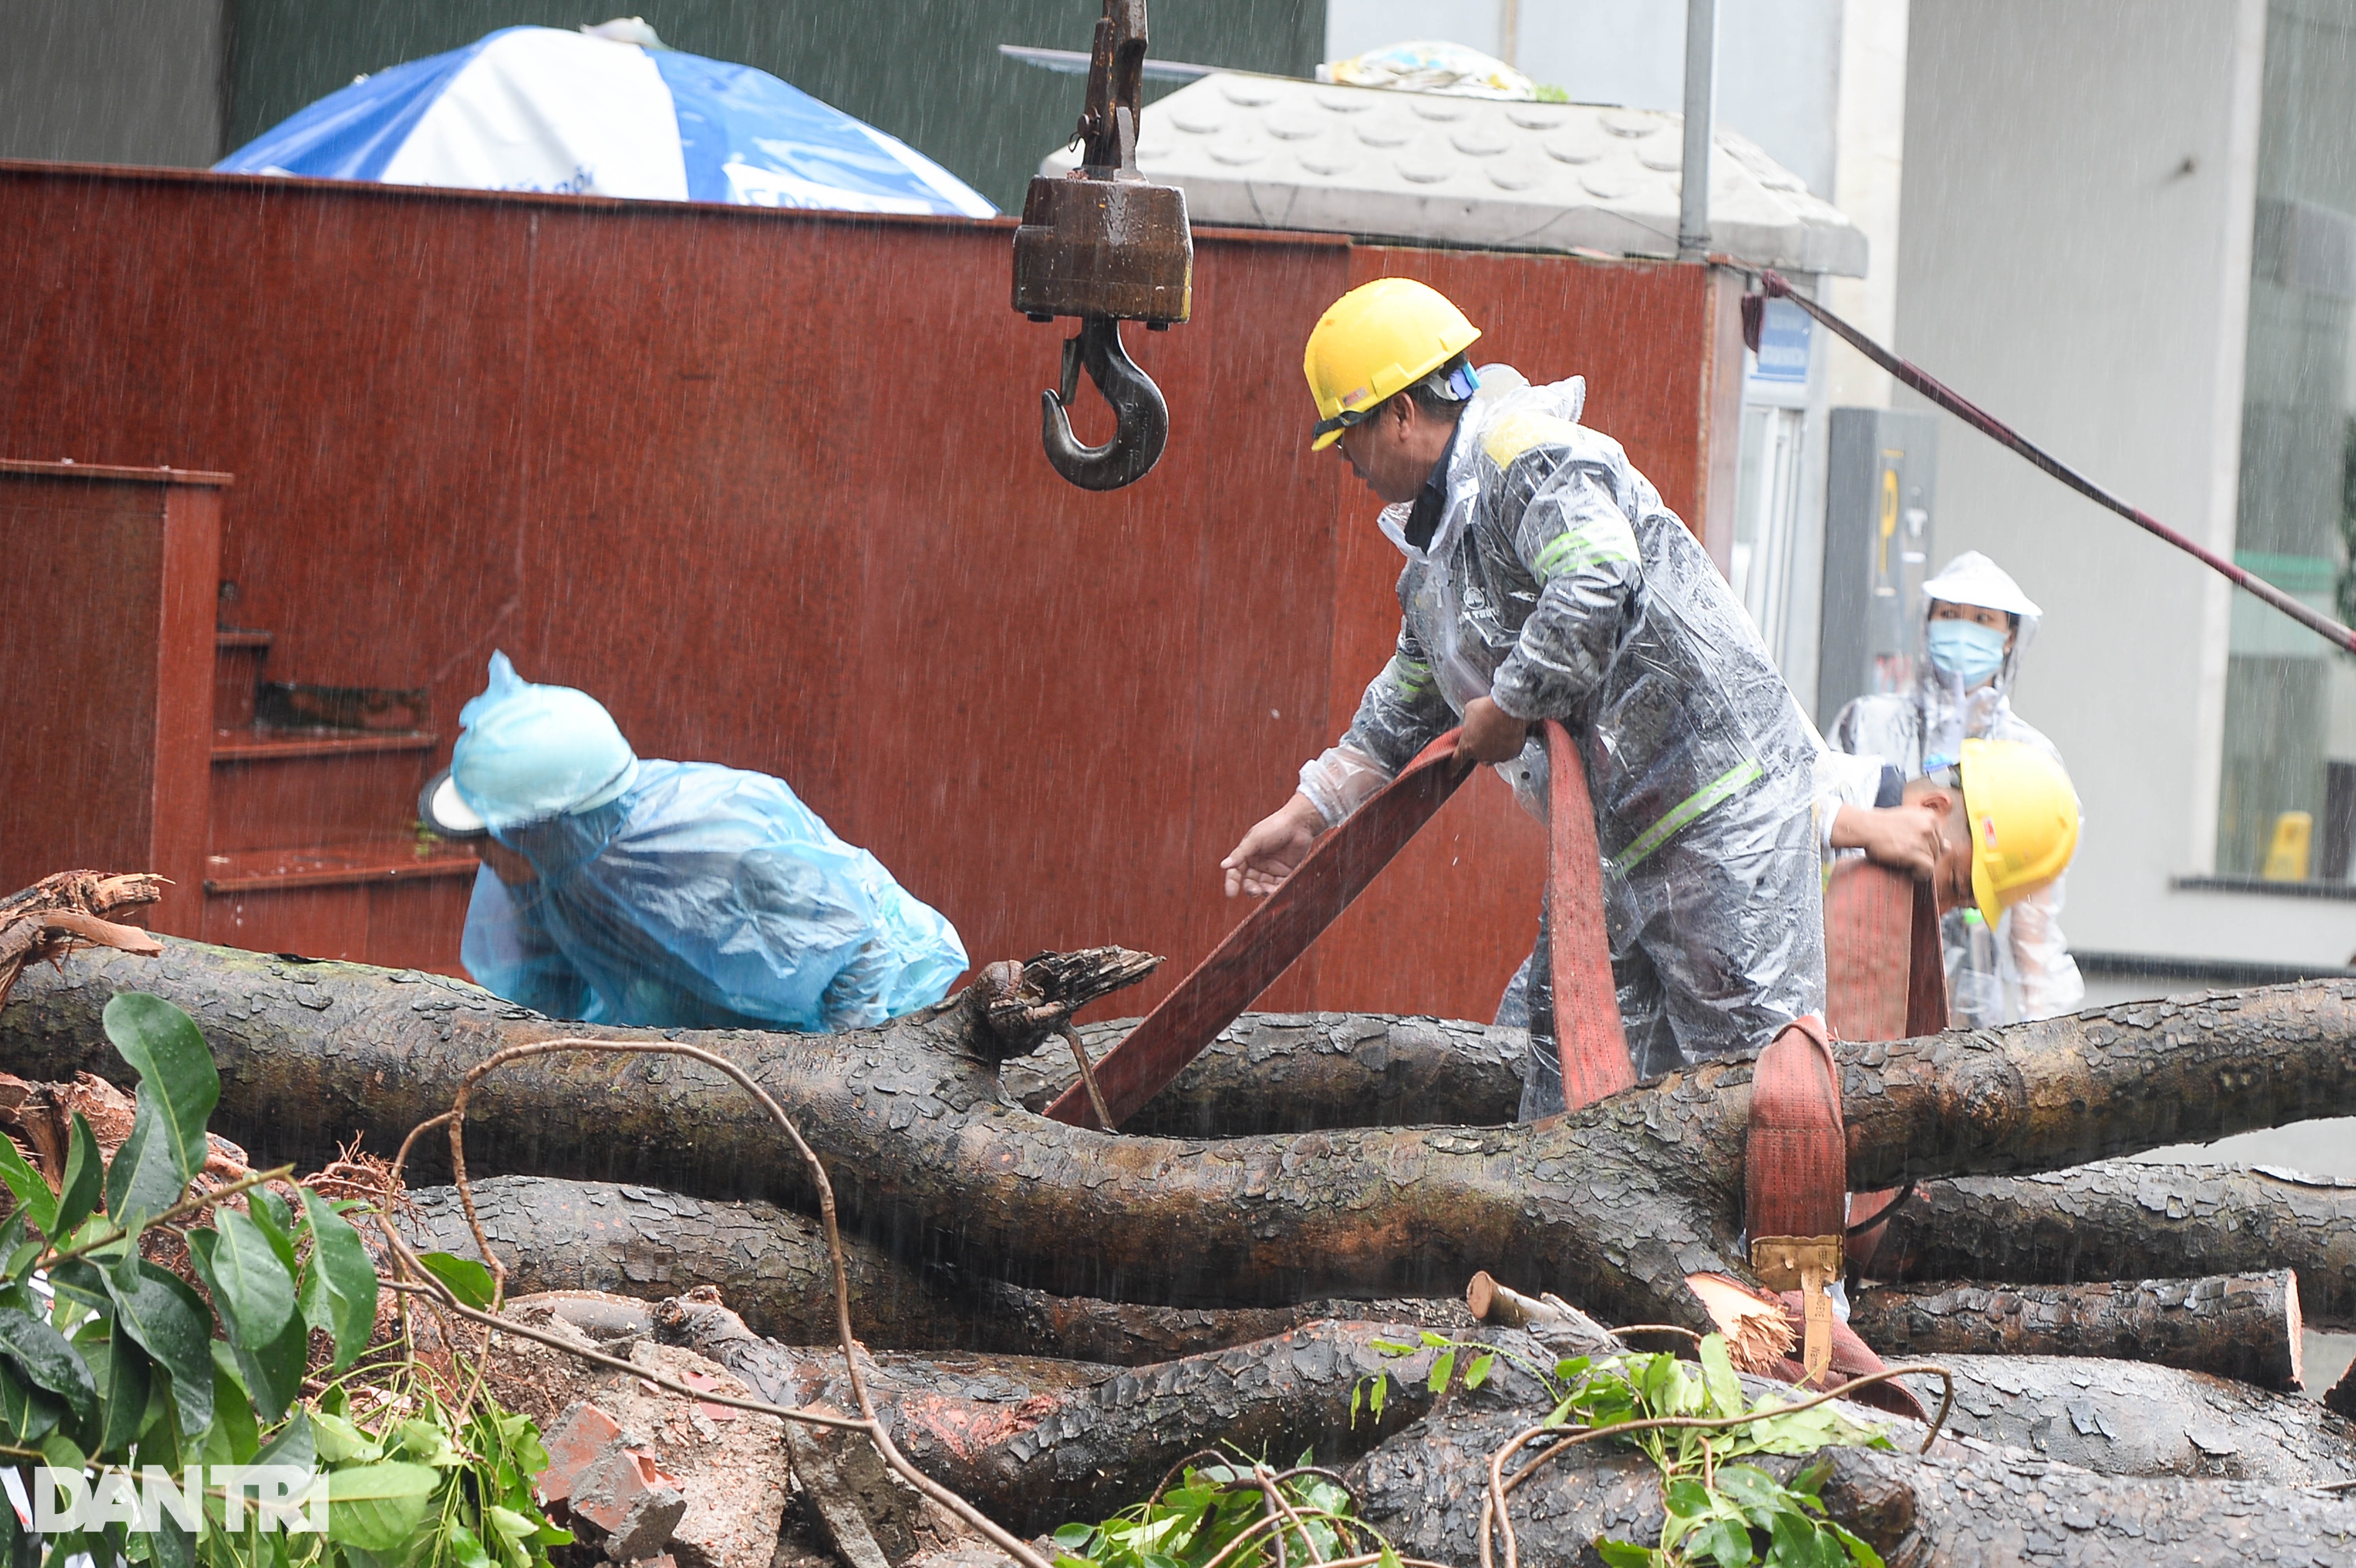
[1926,619,2008,685]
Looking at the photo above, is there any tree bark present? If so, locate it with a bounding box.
[11,943,2356,1331]
[997,1015,1524,1135]
[405,1175,1473,1364]
[1349,1405,2356,1568]
[1850,1271,2303,1390]
[649,1293,1547,1535]
[1872,1160,2356,1329]
[1881,1354,2356,1486]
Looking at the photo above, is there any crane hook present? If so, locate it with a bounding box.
[1041,314,1169,491]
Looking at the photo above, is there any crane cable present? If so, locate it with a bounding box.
[1748,269,2356,656]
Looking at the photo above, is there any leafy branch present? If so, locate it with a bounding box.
[1355,1332,1954,1568]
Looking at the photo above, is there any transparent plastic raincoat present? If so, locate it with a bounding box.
[1823,551,2083,1025]
[454,662,966,1032]
[1299,369,1826,1110]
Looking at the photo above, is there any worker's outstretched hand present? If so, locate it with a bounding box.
[1832,802,1948,880]
[1454,696,1530,764]
[1221,793,1326,898]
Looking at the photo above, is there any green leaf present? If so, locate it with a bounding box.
[205,1345,259,1463]
[309,1409,383,1464]
[235,1305,310,1424]
[0,1137,56,1239]
[1824,1520,1886,1568]
[39,1427,86,1476]
[54,1114,103,1244]
[323,1461,441,1553]
[84,1329,151,1459]
[1594,1542,1660,1568]
[0,1305,97,1438]
[446,1522,496,1568]
[189,1210,298,1346]
[257,1407,317,1474]
[1462,1351,1495,1391]
[484,1505,538,1546]
[249,1185,296,1244]
[0,1367,63,1446]
[1699,1334,1746,1419]
[415,1251,495,1310]
[1366,1371,1387,1420]
[1663,1478,1714,1520]
[1367,1338,1416,1356]
[101,1255,214,1438]
[299,1188,380,1369]
[186,1214,307,1422]
[100,994,221,1226]
[1693,1515,1756,1568]
[1426,1348,1456,1396]
[100,993,221,1224]
[1052,1525,1095,1552]
[1766,1509,1839,1568]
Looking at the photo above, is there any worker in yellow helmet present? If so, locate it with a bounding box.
[1830,738,2080,936]
[1220,278,1829,1112]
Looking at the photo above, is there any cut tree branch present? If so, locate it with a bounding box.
[1872,1159,2356,1328]
[1850,1270,2303,1389]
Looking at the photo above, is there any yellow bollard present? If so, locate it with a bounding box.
[2262,810,2314,882]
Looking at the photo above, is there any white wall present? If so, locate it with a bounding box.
[1824,0,1909,410]
[1894,0,2356,967]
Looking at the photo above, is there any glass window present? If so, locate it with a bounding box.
[2222,0,2356,879]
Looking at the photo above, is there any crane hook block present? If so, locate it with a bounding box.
[1010,0,1191,490]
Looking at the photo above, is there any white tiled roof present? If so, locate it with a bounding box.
[1041,73,1866,277]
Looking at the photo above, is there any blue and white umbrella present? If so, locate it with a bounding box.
[218,22,995,217]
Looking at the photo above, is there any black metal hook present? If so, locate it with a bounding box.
[1041,314,1169,491]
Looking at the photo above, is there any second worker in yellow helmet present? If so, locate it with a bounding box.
[1222,277,1831,1112]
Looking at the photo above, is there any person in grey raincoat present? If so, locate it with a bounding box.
[1222,279,1826,1117]
[1821,550,2083,1025]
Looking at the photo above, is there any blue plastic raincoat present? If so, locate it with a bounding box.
[461,759,967,1033]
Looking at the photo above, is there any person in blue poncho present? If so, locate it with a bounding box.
[421,653,967,1032]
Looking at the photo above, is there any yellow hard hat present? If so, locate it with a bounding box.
[1303,278,1482,451]
[1958,738,2080,927]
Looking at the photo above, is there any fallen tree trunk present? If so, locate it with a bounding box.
[651,1292,1545,1535]
[1850,1270,2304,1389]
[1884,1354,2356,1485]
[405,1175,1472,1363]
[1873,1160,2356,1328]
[998,1014,1523,1135]
[11,943,2356,1329]
[1349,1405,2356,1568]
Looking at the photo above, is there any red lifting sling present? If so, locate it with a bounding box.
[1045,719,1634,1130]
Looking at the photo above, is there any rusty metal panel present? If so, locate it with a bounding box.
[0,462,223,936]
[0,165,1732,1023]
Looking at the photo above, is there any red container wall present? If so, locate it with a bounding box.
[0,163,1734,1024]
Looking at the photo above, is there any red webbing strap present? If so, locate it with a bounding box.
[1745,1015,1846,1245]
[1746,1013,1845,1383]
[1905,875,1948,1037]
[1823,859,1913,1044]
[1542,719,1632,1110]
[1042,729,1474,1129]
[1827,871,1948,1272]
